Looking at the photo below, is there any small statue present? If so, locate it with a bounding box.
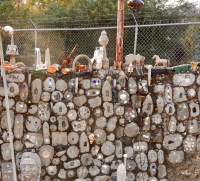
[76,62,88,71]
[191,62,197,71]
[152,55,170,67]
[128,62,133,73]
[88,133,95,144]
[20,152,41,181]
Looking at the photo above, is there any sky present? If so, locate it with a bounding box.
[166,0,200,6]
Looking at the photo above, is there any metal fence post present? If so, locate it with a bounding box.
[132,13,138,55]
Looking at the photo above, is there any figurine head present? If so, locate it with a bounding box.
[88,133,95,144]
[20,152,41,181]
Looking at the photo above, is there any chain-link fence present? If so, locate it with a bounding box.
[3,22,200,67]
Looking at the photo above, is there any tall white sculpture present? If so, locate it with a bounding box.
[20,152,41,181]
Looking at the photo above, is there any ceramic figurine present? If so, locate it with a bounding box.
[117,154,127,181]
[128,62,133,73]
[88,133,95,144]
[191,62,198,71]
[35,48,51,71]
[152,55,170,67]
[20,152,41,181]
[76,62,88,71]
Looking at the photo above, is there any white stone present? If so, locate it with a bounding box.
[88,96,101,108]
[148,150,157,163]
[189,101,199,117]
[115,140,123,158]
[39,145,54,166]
[68,132,79,144]
[102,80,112,101]
[101,164,110,174]
[8,83,19,97]
[154,83,165,94]
[148,177,158,181]
[52,132,67,146]
[158,150,164,164]
[24,133,43,148]
[183,134,196,153]
[86,89,100,97]
[41,92,51,102]
[107,133,115,141]
[81,154,93,166]
[149,163,156,176]
[15,101,27,113]
[187,88,196,98]
[73,95,87,107]
[14,114,23,139]
[58,169,66,179]
[38,101,50,121]
[128,77,137,94]
[67,145,79,158]
[163,134,183,150]
[173,73,195,86]
[124,122,139,138]
[43,77,55,92]
[6,73,25,82]
[165,84,172,103]
[56,79,67,91]
[168,116,177,132]
[28,104,38,114]
[78,106,90,119]
[165,103,175,115]
[20,82,29,101]
[96,117,107,128]
[26,116,41,132]
[158,165,167,179]
[103,102,113,117]
[118,75,126,88]
[152,113,162,124]
[188,119,199,134]
[133,142,148,152]
[53,102,67,116]
[115,106,124,116]
[156,95,164,113]
[177,122,186,133]
[106,116,117,132]
[67,102,74,109]
[32,79,42,103]
[124,146,133,158]
[58,116,69,131]
[14,140,23,151]
[118,90,130,104]
[72,120,87,132]
[1,162,13,181]
[173,87,187,102]
[142,94,153,115]
[91,78,101,88]
[77,166,89,178]
[89,166,100,176]
[52,158,60,165]
[135,152,148,171]
[46,166,57,176]
[67,109,77,121]
[43,122,50,144]
[177,103,189,120]
[80,132,89,153]
[51,91,63,102]
[80,79,91,89]
[168,150,184,164]
[1,143,11,160]
[127,172,135,181]
[126,159,136,171]
[101,141,115,156]
[105,155,115,163]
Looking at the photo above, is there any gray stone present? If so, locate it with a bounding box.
[6,73,25,82]
[14,140,23,151]
[52,132,67,146]
[57,116,69,131]
[105,155,115,163]
[38,101,50,121]
[115,126,124,138]
[163,134,183,150]
[28,104,38,114]
[187,88,196,98]
[32,79,42,103]
[64,160,81,169]
[168,150,184,164]
[158,165,167,179]
[67,145,79,158]
[81,153,93,166]
[89,166,100,176]
[176,123,186,133]
[96,117,107,128]
[77,166,88,178]
[133,142,148,152]
[94,129,107,144]
[67,109,77,121]
[86,89,100,97]
[91,78,101,88]
[43,77,55,92]
[101,164,110,174]
[115,106,124,116]
[152,113,162,124]
[135,152,148,171]
[149,163,156,176]
[73,95,87,107]
[158,150,164,164]
[56,79,67,92]
[127,172,135,181]
[68,132,79,145]
[188,119,199,134]
[102,80,112,101]
[156,95,164,113]
[1,143,11,160]
[154,83,165,94]
[91,146,100,156]
[101,141,115,156]
[124,122,139,138]
[126,159,136,171]
[26,116,41,132]
[115,140,123,158]
[72,120,87,132]
[177,103,189,120]
[106,116,117,132]
[128,77,137,94]
[148,150,157,163]
[107,133,115,141]
[173,73,195,86]
[1,162,13,181]
[173,87,187,102]
[51,91,63,102]
[39,145,54,166]
[52,158,60,165]
[80,79,91,89]
[14,114,23,139]
[79,132,89,153]
[58,169,66,179]
[88,96,101,108]
[142,94,153,115]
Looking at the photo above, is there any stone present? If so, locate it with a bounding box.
[52,132,67,146]
[131,95,142,109]
[183,134,196,153]
[168,150,184,164]
[89,166,100,176]
[128,77,137,94]
[78,106,90,119]
[177,122,186,133]
[28,104,38,114]
[67,170,75,178]
[124,122,139,138]
[39,145,54,166]
[173,73,195,86]
[91,78,101,88]
[115,105,124,116]
[43,122,50,144]
[163,134,183,150]
[101,141,115,156]
[60,154,67,162]
[158,165,166,179]
[68,132,79,144]
[103,102,113,117]
[118,75,126,88]
[80,132,89,153]
[165,104,175,116]
[57,116,69,131]
[15,101,27,113]
[16,152,22,171]
[149,163,157,176]
[52,158,60,165]
[118,90,130,104]
[189,101,199,117]
[158,150,164,164]
[14,140,23,151]
[67,145,79,158]
[127,172,135,181]
[111,160,122,170]
[133,142,148,152]
[77,166,89,178]
[94,129,107,144]
[3,98,15,109]
[46,166,57,176]
[126,159,136,171]
[68,78,75,89]
[138,79,148,94]
[94,108,103,118]
[105,155,115,163]
[165,84,172,103]
[173,87,187,102]
[50,116,56,123]
[139,132,151,142]
[142,94,153,115]
[187,88,196,98]
[156,95,164,113]
[58,169,66,179]
[72,120,87,132]
[56,79,67,91]
[96,117,107,128]
[6,73,25,82]
[81,153,93,166]
[152,129,163,143]
[26,116,41,132]
[43,77,55,92]
[135,152,148,171]
[88,96,101,108]
[124,107,137,121]
[73,95,87,107]
[143,117,150,131]
[107,133,115,141]
[38,101,51,121]
[1,143,11,160]
[124,146,133,158]
[102,80,112,101]
[14,114,23,139]
[86,89,101,97]
[188,119,199,133]
[115,140,123,158]
[24,133,43,148]
[94,176,110,181]
[177,103,189,120]
[148,177,158,181]
[20,82,29,101]
[1,162,13,181]
[80,79,91,89]
[64,91,73,101]
[106,116,117,132]
[101,164,110,174]
[68,102,75,109]
[148,150,157,163]
[41,92,51,102]
[154,83,165,94]
[50,124,57,132]
[115,126,124,138]
[67,109,77,121]
[168,116,177,132]
[152,113,162,124]
[53,102,67,116]
[51,91,63,102]
[32,79,42,103]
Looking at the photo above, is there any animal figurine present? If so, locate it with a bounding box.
[191,62,197,71]
[128,62,133,73]
[76,62,88,71]
[152,55,170,67]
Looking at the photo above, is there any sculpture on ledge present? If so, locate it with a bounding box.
[20,152,41,181]
[152,55,170,67]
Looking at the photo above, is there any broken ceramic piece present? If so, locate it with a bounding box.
[24,133,43,148]
[32,79,42,103]
[142,94,153,115]
[72,120,87,132]
[173,87,187,102]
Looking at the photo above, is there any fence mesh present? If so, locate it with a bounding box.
[3,22,200,67]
